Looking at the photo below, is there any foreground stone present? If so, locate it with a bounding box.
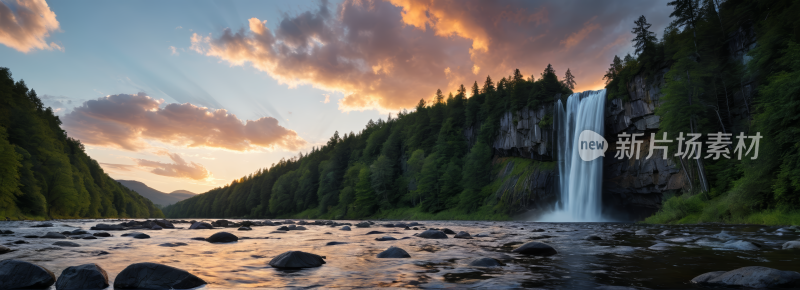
[93,232,111,237]
[56,263,109,290]
[114,262,206,289]
[512,242,558,256]
[783,241,800,249]
[691,266,800,288]
[0,259,56,289]
[454,231,472,239]
[0,245,11,254]
[584,235,602,241]
[53,241,81,247]
[340,226,351,231]
[268,251,326,268]
[417,230,448,239]
[377,246,411,258]
[189,222,213,230]
[207,232,238,243]
[133,233,150,239]
[469,258,504,267]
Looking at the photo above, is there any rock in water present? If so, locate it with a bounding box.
[151,225,163,230]
[417,230,448,239]
[114,263,206,289]
[32,222,53,227]
[512,242,558,256]
[268,251,326,268]
[375,236,397,241]
[0,245,11,254]
[441,228,456,234]
[355,222,370,228]
[56,263,109,290]
[238,226,252,231]
[340,226,351,231]
[206,232,238,243]
[782,241,800,249]
[377,246,411,258]
[0,259,56,289]
[133,233,150,239]
[41,232,66,239]
[189,222,213,229]
[93,232,111,237]
[584,235,602,240]
[691,266,800,288]
[468,258,504,267]
[454,231,472,239]
[53,241,81,247]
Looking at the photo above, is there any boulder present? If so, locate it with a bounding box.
[206,232,238,243]
[441,228,456,234]
[121,232,145,237]
[268,251,326,268]
[634,229,649,235]
[70,229,88,235]
[114,262,206,289]
[375,236,397,241]
[31,222,54,227]
[584,235,602,241]
[512,242,558,256]
[325,242,348,246]
[53,241,81,247]
[377,246,411,258]
[237,226,252,231]
[133,233,150,239]
[722,240,761,251]
[355,222,371,228]
[158,242,188,247]
[155,220,175,229]
[417,230,448,239]
[0,259,56,289]
[41,232,66,239]
[691,266,800,288]
[454,231,472,239]
[1,230,13,234]
[55,263,109,290]
[82,236,97,240]
[151,225,163,230]
[340,226,351,231]
[12,240,27,244]
[0,245,11,254]
[657,230,673,236]
[474,233,491,237]
[189,222,213,230]
[468,258,504,267]
[277,226,290,231]
[90,224,125,231]
[782,241,800,249]
[93,232,111,237]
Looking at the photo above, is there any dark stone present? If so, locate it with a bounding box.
[55,263,109,290]
[70,229,88,235]
[691,266,800,288]
[531,228,545,232]
[155,220,175,229]
[114,262,206,289]
[417,230,448,239]
[121,232,144,237]
[133,233,150,239]
[377,246,411,258]
[206,232,238,243]
[12,240,27,244]
[237,226,252,231]
[277,226,290,231]
[325,241,348,246]
[189,222,213,230]
[512,242,558,256]
[1,230,15,234]
[382,223,395,227]
[0,245,10,254]
[469,258,504,267]
[32,222,54,227]
[151,225,163,230]
[23,235,38,238]
[365,231,386,235]
[82,236,97,240]
[355,222,370,228]
[0,259,55,289]
[340,226,351,231]
[53,241,81,247]
[159,242,188,247]
[268,251,326,268]
[584,235,602,241]
[441,228,456,234]
[41,232,66,239]
[190,237,206,241]
[375,236,397,241]
[93,232,111,237]
[90,224,125,231]
[454,231,472,239]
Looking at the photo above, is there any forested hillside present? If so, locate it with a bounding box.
[601,0,800,224]
[0,68,163,220]
[163,66,571,219]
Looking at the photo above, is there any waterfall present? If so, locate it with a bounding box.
[539,89,606,222]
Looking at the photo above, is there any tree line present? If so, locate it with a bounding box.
[0,68,163,220]
[163,66,573,219]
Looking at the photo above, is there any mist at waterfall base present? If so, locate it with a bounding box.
[538,90,610,222]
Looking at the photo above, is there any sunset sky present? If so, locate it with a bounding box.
[0,0,671,194]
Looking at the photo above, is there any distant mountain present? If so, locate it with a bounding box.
[117,180,196,207]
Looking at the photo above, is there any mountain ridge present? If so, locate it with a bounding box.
[116,180,196,207]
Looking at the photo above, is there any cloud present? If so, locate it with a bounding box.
[322,93,330,103]
[136,152,211,180]
[62,92,306,152]
[169,46,179,55]
[0,0,61,53]
[190,0,670,110]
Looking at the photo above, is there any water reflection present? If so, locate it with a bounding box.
[0,220,798,289]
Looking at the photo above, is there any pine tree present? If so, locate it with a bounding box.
[632,15,657,56]
[562,68,576,90]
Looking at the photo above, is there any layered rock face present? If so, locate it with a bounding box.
[491,105,553,159]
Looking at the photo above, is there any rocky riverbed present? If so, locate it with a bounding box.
[1,219,799,289]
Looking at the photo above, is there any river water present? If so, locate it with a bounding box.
[1,219,799,289]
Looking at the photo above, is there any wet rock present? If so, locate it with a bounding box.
[159,242,188,247]
[634,229,649,235]
[90,224,124,231]
[93,232,111,237]
[121,232,145,237]
[0,245,10,254]
[206,232,238,243]
[133,233,150,239]
[666,237,695,243]
[531,228,545,232]
[155,220,175,229]
[268,251,326,268]
[53,241,81,247]
[648,243,672,250]
[41,232,66,239]
[23,235,38,238]
[584,235,602,241]
[114,262,206,289]
[381,223,395,227]
[783,241,800,249]
[55,263,109,290]
[355,222,371,228]
[238,226,252,231]
[189,222,213,229]
[468,257,504,267]
[722,240,760,251]
[32,222,54,227]
[0,230,13,234]
[691,266,800,288]
[441,228,456,234]
[512,242,558,256]
[375,236,397,241]
[712,230,735,240]
[70,229,88,235]
[412,227,419,230]
[377,246,411,258]
[151,225,163,230]
[325,242,348,246]
[0,259,56,289]
[12,240,27,244]
[340,226,351,231]
[82,236,97,240]
[474,232,491,237]
[417,230,448,239]
[454,231,472,239]
[657,230,672,236]
[365,231,386,235]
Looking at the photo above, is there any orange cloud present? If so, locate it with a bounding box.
[136,152,211,181]
[0,0,61,53]
[561,17,600,49]
[62,93,306,151]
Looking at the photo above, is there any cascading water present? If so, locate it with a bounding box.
[539,89,606,222]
